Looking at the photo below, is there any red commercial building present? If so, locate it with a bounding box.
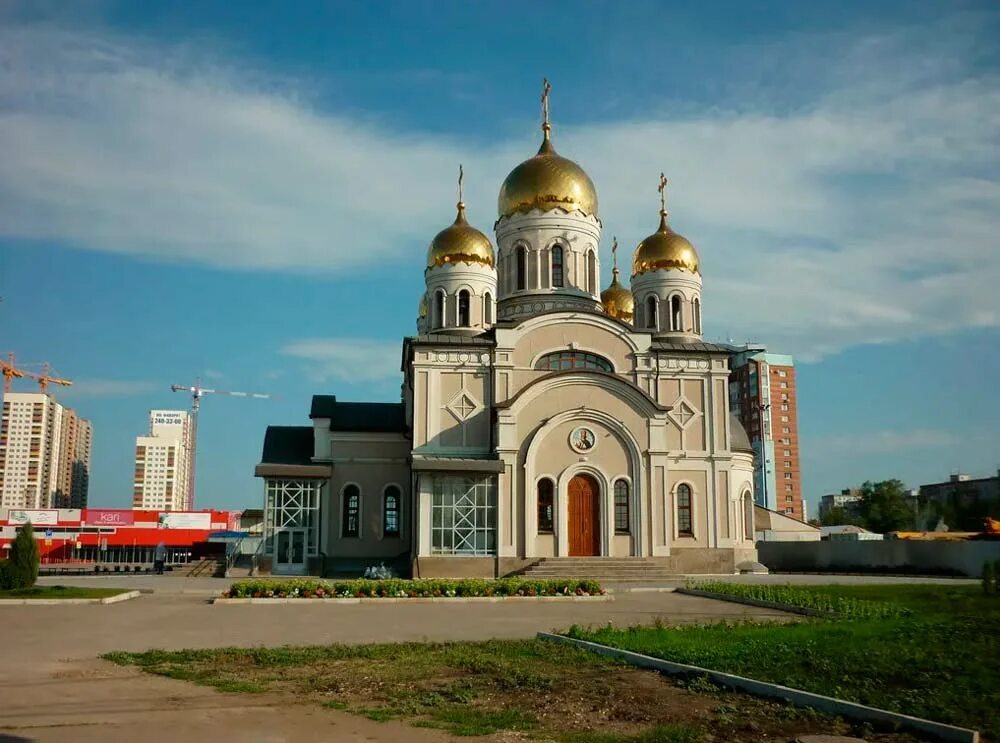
[0,507,240,565]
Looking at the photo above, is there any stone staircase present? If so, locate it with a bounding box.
[520,557,686,581]
[183,556,227,578]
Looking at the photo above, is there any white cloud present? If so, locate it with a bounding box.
[810,429,958,456]
[0,21,997,360]
[281,338,401,384]
[59,379,160,398]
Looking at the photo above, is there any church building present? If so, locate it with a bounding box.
[255,86,758,577]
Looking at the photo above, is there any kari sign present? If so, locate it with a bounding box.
[157,512,211,530]
[7,509,59,526]
[85,510,135,527]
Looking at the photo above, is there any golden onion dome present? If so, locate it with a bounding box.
[497,130,598,220]
[601,266,634,321]
[426,202,495,269]
[632,210,700,276]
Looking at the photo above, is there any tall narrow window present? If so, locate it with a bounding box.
[483,292,493,325]
[551,245,564,287]
[537,478,554,533]
[693,298,701,334]
[614,479,630,534]
[670,295,682,331]
[458,290,470,327]
[743,491,754,541]
[435,290,446,329]
[516,246,527,290]
[676,483,693,536]
[587,250,597,293]
[342,484,360,538]
[645,296,658,329]
[383,485,400,537]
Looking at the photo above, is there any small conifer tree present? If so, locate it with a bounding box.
[9,522,40,589]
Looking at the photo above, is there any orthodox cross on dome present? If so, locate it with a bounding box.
[541,78,552,135]
[458,163,464,205]
[611,235,619,270]
[658,172,668,215]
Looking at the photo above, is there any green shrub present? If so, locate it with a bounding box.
[224,577,604,600]
[0,559,10,590]
[7,523,40,590]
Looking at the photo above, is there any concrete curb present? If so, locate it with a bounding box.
[537,633,979,743]
[0,589,141,606]
[676,587,835,617]
[213,594,612,605]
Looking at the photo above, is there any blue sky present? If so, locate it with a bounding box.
[1,1,998,516]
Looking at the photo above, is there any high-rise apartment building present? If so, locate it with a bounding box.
[729,349,803,519]
[132,410,192,511]
[0,392,92,510]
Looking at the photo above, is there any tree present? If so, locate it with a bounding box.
[858,479,915,534]
[820,506,861,527]
[8,522,40,589]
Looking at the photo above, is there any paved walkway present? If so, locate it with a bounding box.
[6,575,973,742]
[2,589,787,742]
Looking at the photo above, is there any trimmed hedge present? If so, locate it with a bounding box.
[225,577,604,599]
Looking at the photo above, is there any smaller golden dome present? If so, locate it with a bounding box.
[601,267,634,322]
[632,211,700,276]
[426,203,495,269]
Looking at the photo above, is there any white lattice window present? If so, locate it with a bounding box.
[264,479,322,556]
[431,476,496,555]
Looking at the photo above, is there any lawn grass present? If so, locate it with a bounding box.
[570,584,1000,739]
[0,585,129,599]
[103,638,901,742]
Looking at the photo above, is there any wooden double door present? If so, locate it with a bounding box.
[568,474,601,556]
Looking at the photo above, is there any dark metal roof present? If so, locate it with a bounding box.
[309,395,407,433]
[260,426,314,465]
[651,339,740,353]
[404,333,496,346]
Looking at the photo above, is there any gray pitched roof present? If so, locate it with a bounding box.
[260,426,314,465]
[309,395,407,433]
[651,339,740,353]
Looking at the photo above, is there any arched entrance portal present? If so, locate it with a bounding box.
[568,474,601,556]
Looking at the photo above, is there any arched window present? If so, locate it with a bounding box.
[483,292,493,325]
[551,245,564,288]
[342,484,360,538]
[742,490,754,542]
[383,485,401,537]
[645,296,658,329]
[670,295,682,331]
[693,297,702,334]
[458,290,470,327]
[435,290,446,329]
[587,251,597,293]
[614,480,630,534]
[537,478,554,533]
[535,350,613,373]
[516,246,527,291]
[676,483,693,536]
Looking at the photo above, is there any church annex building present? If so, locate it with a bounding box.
[255,89,759,578]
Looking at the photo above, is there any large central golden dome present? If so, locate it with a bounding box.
[632,211,700,276]
[497,131,598,220]
[426,203,495,269]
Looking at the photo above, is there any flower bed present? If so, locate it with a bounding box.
[224,577,604,600]
[686,581,910,619]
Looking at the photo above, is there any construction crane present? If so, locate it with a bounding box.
[1,352,25,394]
[1,355,73,394]
[24,362,73,393]
[170,379,271,509]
